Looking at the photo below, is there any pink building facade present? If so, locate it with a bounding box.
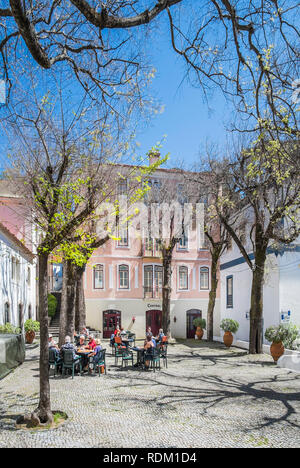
[83,166,221,339]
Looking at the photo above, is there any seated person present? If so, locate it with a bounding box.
[88,339,102,361]
[156,328,165,343]
[110,333,115,347]
[80,327,89,337]
[120,327,127,337]
[49,339,60,361]
[48,334,58,348]
[77,335,86,349]
[60,336,80,363]
[144,335,154,370]
[146,332,157,348]
[146,326,152,337]
[86,334,96,350]
[114,332,126,349]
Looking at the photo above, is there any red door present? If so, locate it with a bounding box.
[146,310,162,337]
[186,310,202,339]
[103,310,121,338]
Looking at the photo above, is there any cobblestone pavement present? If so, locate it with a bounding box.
[0,340,300,448]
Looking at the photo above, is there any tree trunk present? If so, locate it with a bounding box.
[162,251,173,338]
[207,250,219,342]
[249,249,267,354]
[59,260,68,347]
[75,265,86,333]
[59,260,76,345]
[33,252,53,424]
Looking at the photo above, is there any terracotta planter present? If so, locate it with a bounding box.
[270,341,284,362]
[25,330,35,344]
[223,331,233,348]
[196,327,204,340]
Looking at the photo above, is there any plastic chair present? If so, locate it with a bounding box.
[158,343,168,368]
[61,349,82,378]
[121,348,134,368]
[114,342,125,365]
[93,349,107,376]
[48,348,61,377]
[144,347,161,372]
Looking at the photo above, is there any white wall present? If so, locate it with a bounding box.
[278,250,300,326]
[85,297,219,339]
[0,231,36,328]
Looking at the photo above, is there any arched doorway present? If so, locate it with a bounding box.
[103,310,121,338]
[146,310,162,337]
[186,309,202,339]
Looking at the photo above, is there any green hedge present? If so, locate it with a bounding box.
[48,294,58,318]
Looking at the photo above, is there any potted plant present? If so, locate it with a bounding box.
[265,325,289,362]
[193,317,206,340]
[24,319,40,344]
[220,318,239,348]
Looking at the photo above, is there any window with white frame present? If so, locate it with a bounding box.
[178,229,188,250]
[27,266,31,286]
[4,302,10,323]
[11,257,16,280]
[178,266,188,290]
[226,275,233,308]
[94,264,104,289]
[117,179,127,196]
[119,264,129,289]
[117,222,128,247]
[144,265,163,298]
[200,267,209,290]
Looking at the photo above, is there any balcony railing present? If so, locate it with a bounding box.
[144,286,163,299]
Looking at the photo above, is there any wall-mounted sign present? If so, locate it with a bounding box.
[147,303,162,309]
[53,263,63,291]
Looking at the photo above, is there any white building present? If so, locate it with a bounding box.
[0,222,36,329]
[220,226,300,344]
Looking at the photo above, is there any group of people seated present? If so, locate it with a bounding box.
[48,330,103,373]
[110,325,167,370]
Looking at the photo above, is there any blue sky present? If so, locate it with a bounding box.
[135,27,230,169]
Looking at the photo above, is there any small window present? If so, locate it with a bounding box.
[4,302,10,323]
[178,230,188,250]
[200,267,209,290]
[11,257,16,280]
[117,179,127,196]
[94,264,104,289]
[117,223,128,247]
[179,266,188,290]
[119,265,129,289]
[226,276,233,308]
[27,266,31,286]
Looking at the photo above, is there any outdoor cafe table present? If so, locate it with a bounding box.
[76,348,92,367]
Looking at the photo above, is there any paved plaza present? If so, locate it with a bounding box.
[0,340,300,448]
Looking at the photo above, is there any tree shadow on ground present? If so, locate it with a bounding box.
[113,370,300,431]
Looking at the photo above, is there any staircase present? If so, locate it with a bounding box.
[48,314,60,339]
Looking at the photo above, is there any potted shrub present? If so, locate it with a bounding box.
[220,318,239,348]
[265,324,290,362]
[193,317,206,340]
[24,319,40,344]
[0,324,21,335]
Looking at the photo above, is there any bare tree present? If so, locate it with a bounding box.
[1,1,298,137]
[213,140,300,354]
[1,80,146,424]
